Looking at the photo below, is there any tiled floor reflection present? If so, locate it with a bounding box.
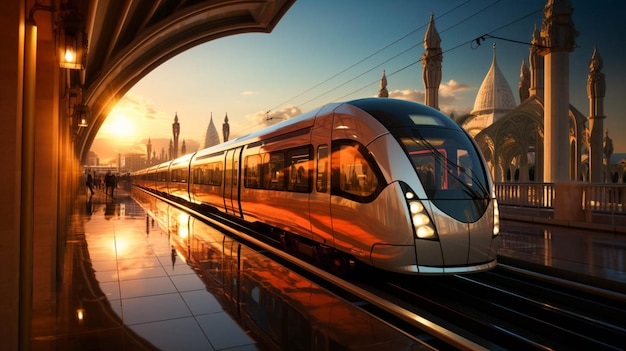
[499,219,626,285]
[79,191,256,351]
[34,189,430,350]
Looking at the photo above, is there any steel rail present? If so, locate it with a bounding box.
[132,186,487,351]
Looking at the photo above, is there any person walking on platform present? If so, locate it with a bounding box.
[104,170,117,198]
[85,171,95,195]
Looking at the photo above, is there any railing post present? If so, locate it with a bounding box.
[553,182,585,222]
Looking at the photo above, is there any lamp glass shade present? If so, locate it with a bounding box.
[58,26,85,70]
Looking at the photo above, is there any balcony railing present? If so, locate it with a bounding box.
[495,182,626,215]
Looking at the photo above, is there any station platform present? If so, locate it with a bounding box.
[31,188,626,350]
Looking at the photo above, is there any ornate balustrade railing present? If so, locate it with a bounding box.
[495,182,554,209]
[495,182,626,215]
[583,184,626,213]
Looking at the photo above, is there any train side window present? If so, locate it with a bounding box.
[261,154,270,189]
[244,155,262,189]
[316,145,328,193]
[171,169,179,183]
[210,162,223,186]
[263,152,285,190]
[331,140,384,202]
[287,146,311,193]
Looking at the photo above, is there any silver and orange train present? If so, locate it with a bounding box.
[132,98,500,275]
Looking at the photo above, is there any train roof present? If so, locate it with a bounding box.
[188,98,456,161]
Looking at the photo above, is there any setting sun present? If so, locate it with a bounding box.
[100,112,135,139]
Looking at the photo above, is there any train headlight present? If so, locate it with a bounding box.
[401,182,439,241]
[409,201,423,214]
[412,213,430,226]
[416,226,435,239]
[493,199,500,236]
[408,200,437,240]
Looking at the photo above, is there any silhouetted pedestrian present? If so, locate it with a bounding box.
[85,171,95,195]
[104,171,116,197]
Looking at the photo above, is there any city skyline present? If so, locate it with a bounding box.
[93,0,626,165]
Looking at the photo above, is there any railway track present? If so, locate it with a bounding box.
[133,189,626,350]
[373,264,626,350]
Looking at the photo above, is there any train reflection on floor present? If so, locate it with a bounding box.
[132,190,429,350]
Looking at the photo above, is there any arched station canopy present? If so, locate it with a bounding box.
[71,0,295,161]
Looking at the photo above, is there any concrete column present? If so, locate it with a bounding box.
[32,37,60,339]
[0,3,25,350]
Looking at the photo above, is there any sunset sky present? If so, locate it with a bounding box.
[93,0,626,165]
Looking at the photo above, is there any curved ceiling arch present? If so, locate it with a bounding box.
[75,0,295,161]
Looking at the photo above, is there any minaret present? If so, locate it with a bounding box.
[539,0,577,182]
[528,25,544,99]
[181,139,187,155]
[421,13,442,110]
[172,113,180,159]
[146,137,152,166]
[518,59,530,102]
[604,130,613,182]
[587,46,606,183]
[222,113,230,142]
[378,70,389,97]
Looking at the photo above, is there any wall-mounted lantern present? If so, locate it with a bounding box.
[57,9,87,70]
[75,103,89,128]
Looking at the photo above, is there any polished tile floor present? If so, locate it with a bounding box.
[31,188,626,350]
[33,189,430,350]
[498,214,626,291]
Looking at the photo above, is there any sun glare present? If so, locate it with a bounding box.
[101,112,135,139]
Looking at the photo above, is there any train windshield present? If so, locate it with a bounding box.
[403,127,491,222]
[347,98,491,222]
[402,127,489,200]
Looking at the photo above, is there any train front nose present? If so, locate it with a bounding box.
[414,199,499,274]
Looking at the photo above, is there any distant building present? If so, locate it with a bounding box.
[419,4,616,182]
[201,113,220,149]
[122,153,146,173]
[86,150,99,166]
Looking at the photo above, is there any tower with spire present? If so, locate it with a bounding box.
[146,137,152,166]
[528,25,544,99]
[172,113,180,159]
[222,113,230,142]
[378,70,388,98]
[421,13,442,110]
[518,59,530,103]
[587,46,606,182]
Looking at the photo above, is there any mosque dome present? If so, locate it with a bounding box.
[470,45,516,118]
[201,114,220,149]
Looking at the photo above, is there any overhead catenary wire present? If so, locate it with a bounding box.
[266,0,476,114]
[247,2,545,136]
[284,0,508,111]
[330,5,546,105]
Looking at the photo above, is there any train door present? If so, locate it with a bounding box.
[309,114,333,246]
[224,147,243,217]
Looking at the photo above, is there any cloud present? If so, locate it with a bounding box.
[253,105,301,126]
[116,92,169,121]
[387,80,474,117]
[388,89,424,102]
[439,79,472,96]
[241,91,258,96]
